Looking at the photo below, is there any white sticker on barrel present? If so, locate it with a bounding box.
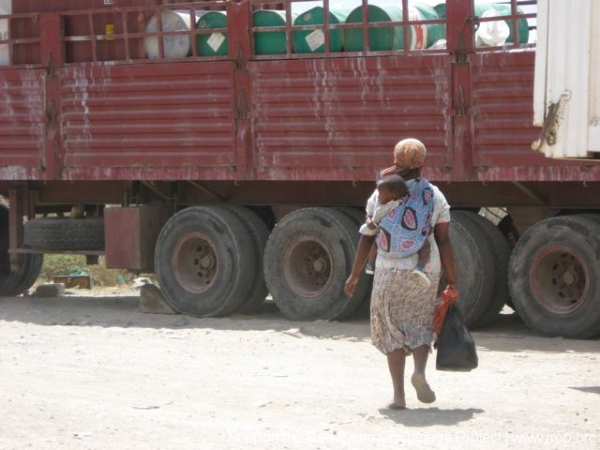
[207,32,225,52]
[409,8,426,51]
[305,29,325,52]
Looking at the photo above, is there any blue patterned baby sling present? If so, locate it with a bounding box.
[376,178,435,257]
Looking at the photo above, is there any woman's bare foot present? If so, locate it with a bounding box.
[411,373,436,404]
[387,401,406,410]
[387,393,406,409]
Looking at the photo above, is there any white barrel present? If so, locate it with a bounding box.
[0,2,11,66]
[145,10,205,59]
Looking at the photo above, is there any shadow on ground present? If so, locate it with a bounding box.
[379,407,485,427]
[1,295,598,352]
[0,294,371,341]
[569,386,600,395]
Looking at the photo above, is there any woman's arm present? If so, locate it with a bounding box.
[434,221,459,298]
[344,233,376,296]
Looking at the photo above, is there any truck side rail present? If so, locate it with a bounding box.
[0,1,537,67]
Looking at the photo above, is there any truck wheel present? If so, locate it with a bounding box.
[264,207,366,321]
[508,215,600,338]
[452,211,511,326]
[449,213,496,327]
[154,206,256,317]
[24,217,104,250]
[221,205,269,313]
[3,254,43,296]
[0,205,11,289]
[0,206,44,296]
[336,207,373,318]
[498,214,519,248]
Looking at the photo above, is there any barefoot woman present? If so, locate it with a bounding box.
[345,138,458,409]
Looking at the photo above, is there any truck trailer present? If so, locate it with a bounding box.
[1,0,599,338]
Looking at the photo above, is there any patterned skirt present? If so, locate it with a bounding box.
[370,268,441,355]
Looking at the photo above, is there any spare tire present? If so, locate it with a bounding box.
[24,217,104,250]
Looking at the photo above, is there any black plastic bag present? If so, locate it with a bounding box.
[436,304,478,371]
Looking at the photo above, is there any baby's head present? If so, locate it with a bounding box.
[377,175,408,204]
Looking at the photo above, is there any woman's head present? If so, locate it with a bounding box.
[381,138,427,179]
[376,175,408,204]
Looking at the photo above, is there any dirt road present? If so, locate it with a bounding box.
[1,292,598,450]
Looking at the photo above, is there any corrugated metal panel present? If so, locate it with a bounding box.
[471,51,547,167]
[533,0,598,158]
[60,62,236,179]
[0,69,45,176]
[250,56,452,177]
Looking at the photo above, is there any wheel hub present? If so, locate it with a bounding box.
[531,247,589,314]
[200,253,215,270]
[173,232,218,293]
[284,237,333,298]
[562,270,577,286]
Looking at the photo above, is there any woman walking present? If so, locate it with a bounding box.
[345,138,458,409]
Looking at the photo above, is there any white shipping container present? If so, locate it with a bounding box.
[533,0,600,158]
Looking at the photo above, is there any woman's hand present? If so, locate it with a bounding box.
[442,283,459,302]
[344,234,376,297]
[344,275,359,297]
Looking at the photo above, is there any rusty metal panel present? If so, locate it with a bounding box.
[104,204,170,271]
[59,62,237,180]
[250,56,452,180]
[471,51,548,169]
[0,69,46,179]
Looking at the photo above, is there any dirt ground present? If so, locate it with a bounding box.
[1,289,599,450]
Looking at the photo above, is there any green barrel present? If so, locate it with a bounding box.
[292,7,350,54]
[410,3,445,48]
[196,11,228,56]
[344,4,406,52]
[434,1,529,44]
[253,10,293,55]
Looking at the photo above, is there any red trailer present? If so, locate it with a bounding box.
[1,0,599,337]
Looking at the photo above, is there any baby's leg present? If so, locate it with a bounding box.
[412,240,431,287]
[365,241,378,274]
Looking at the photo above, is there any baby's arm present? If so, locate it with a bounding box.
[372,200,400,225]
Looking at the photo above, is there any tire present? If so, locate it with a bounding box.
[452,211,511,326]
[0,206,43,296]
[3,253,44,296]
[336,207,365,225]
[264,207,367,321]
[508,215,600,338]
[449,213,496,327]
[154,206,256,317]
[221,205,270,313]
[498,214,519,248]
[24,217,104,250]
[0,205,11,289]
[336,207,373,319]
[579,213,600,226]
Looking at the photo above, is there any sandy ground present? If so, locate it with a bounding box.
[0,289,599,450]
